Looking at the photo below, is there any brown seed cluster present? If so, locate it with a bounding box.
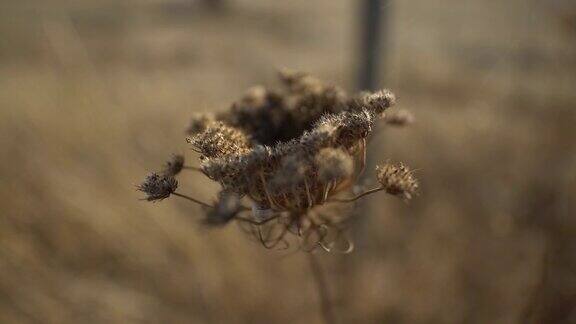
[376,162,419,200]
[138,173,178,202]
[139,71,417,252]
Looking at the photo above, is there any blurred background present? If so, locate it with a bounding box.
[1,0,575,323]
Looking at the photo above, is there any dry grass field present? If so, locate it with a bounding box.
[1,0,575,323]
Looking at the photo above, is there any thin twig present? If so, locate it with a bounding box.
[307,253,336,324]
[328,186,384,203]
[172,192,213,208]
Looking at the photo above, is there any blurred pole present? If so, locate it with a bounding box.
[354,0,391,240]
[337,2,392,320]
[358,0,389,90]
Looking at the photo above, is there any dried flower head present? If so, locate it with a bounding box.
[140,71,418,252]
[187,122,252,158]
[376,163,419,200]
[138,173,178,201]
[162,154,185,176]
[349,89,396,115]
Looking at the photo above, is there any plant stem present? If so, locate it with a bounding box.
[172,192,213,208]
[308,253,336,324]
[329,186,384,203]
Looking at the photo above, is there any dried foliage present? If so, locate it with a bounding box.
[139,71,418,252]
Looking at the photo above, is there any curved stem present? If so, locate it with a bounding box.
[307,253,336,324]
[328,186,384,203]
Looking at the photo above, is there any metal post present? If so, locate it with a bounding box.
[358,0,388,90]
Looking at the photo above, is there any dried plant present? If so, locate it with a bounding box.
[138,70,418,253]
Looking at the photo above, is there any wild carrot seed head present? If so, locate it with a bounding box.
[144,70,419,251]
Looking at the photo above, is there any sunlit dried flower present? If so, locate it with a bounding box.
[140,71,418,252]
[162,154,185,176]
[138,173,178,201]
[376,163,419,200]
[187,122,252,158]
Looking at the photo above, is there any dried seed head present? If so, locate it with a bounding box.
[162,154,184,176]
[188,122,252,158]
[316,109,374,148]
[316,148,354,183]
[187,113,215,135]
[385,109,414,126]
[350,89,396,115]
[138,173,178,201]
[205,190,242,226]
[376,163,418,200]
